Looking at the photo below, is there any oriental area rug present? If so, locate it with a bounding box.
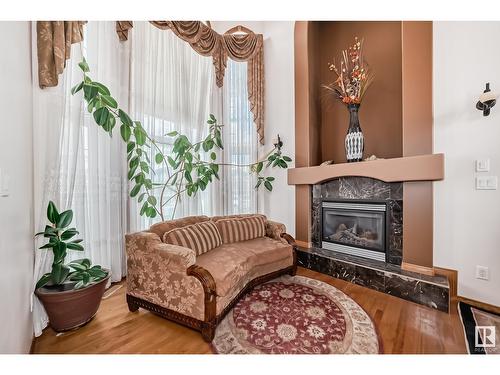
[212,275,381,354]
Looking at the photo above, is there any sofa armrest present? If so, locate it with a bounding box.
[125,231,196,270]
[265,220,289,244]
[280,232,297,246]
[125,231,205,321]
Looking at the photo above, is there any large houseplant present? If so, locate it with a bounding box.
[71,59,292,221]
[35,201,110,332]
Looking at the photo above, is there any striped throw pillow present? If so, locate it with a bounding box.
[163,221,222,256]
[215,215,266,244]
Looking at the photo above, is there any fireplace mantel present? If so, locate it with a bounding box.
[287,154,444,185]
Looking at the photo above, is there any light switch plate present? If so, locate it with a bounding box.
[476,176,498,190]
[0,168,9,197]
[476,159,490,172]
[476,265,490,281]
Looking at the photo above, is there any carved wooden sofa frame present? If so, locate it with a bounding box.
[126,233,297,342]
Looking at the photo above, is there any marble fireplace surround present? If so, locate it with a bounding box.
[300,176,450,312]
[312,177,403,266]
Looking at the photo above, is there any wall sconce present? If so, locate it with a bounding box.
[476,83,496,116]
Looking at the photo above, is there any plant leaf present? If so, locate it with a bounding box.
[130,184,142,197]
[39,242,56,250]
[57,210,73,229]
[61,228,78,240]
[78,61,90,72]
[167,156,176,168]
[67,242,84,251]
[155,153,164,164]
[184,170,193,183]
[146,207,157,218]
[47,201,59,224]
[70,258,91,267]
[264,181,273,191]
[92,82,111,95]
[118,109,133,127]
[127,142,135,154]
[93,107,110,126]
[120,124,131,142]
[101,95,118,109]
[35,273,53,289]
[51,264,70,285]
[68,262,87,272]
[71,82,84,95]
[88,267,107,279]
[140,201,148,216]
[134,127,146,146]
[83,84,98,102]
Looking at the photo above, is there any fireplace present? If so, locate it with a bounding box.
[311,177,403,266]
[321,200,388,262]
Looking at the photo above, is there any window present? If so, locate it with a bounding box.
[129,23,258,230]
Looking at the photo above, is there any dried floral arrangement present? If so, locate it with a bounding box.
[323,37,374,104]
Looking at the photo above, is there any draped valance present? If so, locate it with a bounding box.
[37,21,86,88]
[116,21,265,144]
[36,21,265,144]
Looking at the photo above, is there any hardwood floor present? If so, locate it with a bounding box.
[32,267,467,354]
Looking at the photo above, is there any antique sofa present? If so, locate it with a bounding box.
[125,214,296,342]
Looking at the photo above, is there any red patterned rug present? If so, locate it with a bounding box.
[212,275,381,354]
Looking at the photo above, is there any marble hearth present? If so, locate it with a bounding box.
[296,247,449,312]
[299,176,450,312]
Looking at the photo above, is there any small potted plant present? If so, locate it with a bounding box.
[34,201,110,332]
[323,37,374,162]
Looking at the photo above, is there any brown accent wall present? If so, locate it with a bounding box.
[319,21,403,163]
[294,21,321,244]
[401,22,433,268]
[293,21,435,268]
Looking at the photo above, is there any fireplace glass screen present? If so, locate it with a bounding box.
[322,202,386,253]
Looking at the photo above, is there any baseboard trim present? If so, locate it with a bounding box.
[295,240,311,248]
[458,295,500,315]
[434,267,458,298]
[401,261,435,276]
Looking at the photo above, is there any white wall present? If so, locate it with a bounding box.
[0,21,34,353]
[212,21,296,235]
[434,22,500,306]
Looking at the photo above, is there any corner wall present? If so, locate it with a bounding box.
[0,21,34,353]
[212,21,296,236]
[433,21,500,306]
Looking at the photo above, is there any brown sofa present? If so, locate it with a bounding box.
[125,214,296,342]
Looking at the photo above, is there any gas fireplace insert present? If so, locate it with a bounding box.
[321,200,388,262]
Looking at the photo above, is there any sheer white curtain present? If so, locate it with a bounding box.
[32,21,129,336]
[129,22,217,230]
[129,23,258,230]
[220,59,258,214]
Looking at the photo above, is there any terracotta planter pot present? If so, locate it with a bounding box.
[35,271,111,332]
